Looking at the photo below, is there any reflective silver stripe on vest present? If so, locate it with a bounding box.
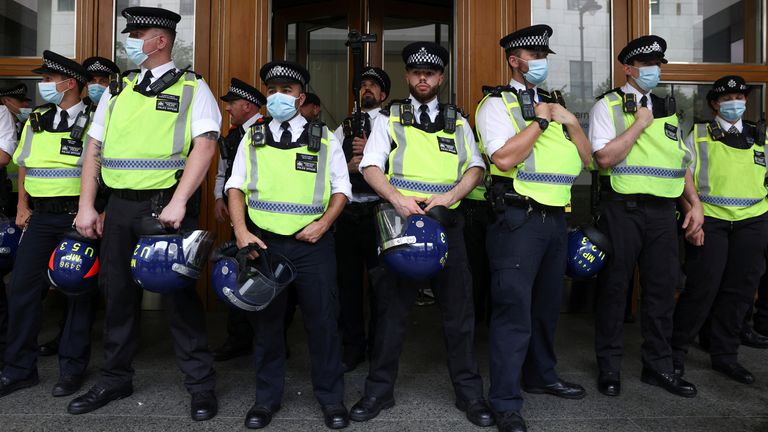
[389,176,455,194]
[605,92,626,135]
[15,123,35,166]
[247,199,324,215]
[610,166,685,178]
[390,104,408,176]
[699,195,763,207]
[454,123,468,180]
[695,124,711,196]
[26,168,82,178]
[102,158,186,170]
[516,171,578,185]
[500,92,527,132]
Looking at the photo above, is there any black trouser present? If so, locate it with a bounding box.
[363,212,484,403]
[459,198,492,325]
[745,262,768,333]
[595,197,679,374]
[247,231,344,408]
[3,211,96,380]
[97,195,215,393]
[486,204,566,413]
[672,213,768,365]
[334,201,379,357]
[223,307,253,348]
[0,192,18,363]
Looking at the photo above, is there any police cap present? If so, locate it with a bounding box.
[619,35,668,65]
[401,42,449,71]
[220,77,267,106]
[499,24,555,54]
[259,61,310,87]
[32,50,88,85]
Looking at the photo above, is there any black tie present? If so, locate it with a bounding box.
[56,110,69,132]
[362,112,371,135]
[419,105,431,127]
[640,95,648,108]
[728,125,739,135]
[237,125,246,140]
[136,70,153,91]
[279,122,291,146]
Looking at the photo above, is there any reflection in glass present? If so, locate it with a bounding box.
[0,78,42,107]
[382,19,452,103]
[114,0,196,71]
[651,0,763,63]
[0,0,76,57]
[306,22,348,127]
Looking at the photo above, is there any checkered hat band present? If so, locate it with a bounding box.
[87,61,114,74]
[713,85,748,93]
[622,41,663,63]
[407,48,444,67]
[362,69,384,83]
[504,34,549,50]
[230,86,260,105]
[265,66,305,85]
[43,59,86,84]
[0,88,24,96]
[127,15,177,30]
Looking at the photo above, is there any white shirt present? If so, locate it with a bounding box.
[333,106,384,203]
[589,82,654,153]
[0,105,16,158]
[53,101,86,130]
[88,61,221,142]
[475,78,541,157]
[685,115,744,174]
[214,113,262,200]
[359,94,484,174]
[225,113,352,202]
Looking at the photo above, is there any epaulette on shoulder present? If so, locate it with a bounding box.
[481,85,515,97]
[595,87,622,101]
[439,103,468,119]
[305,120,327,129]
[536,88,551,98]
[183,69,203,80]
[121,69,140,79]
[743,120,758,128]
[32,102,55,113]
[383,98,410,113]
[255,116,269,125]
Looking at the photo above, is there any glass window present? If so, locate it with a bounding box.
[306,22,348,127]
[114,0,196,71]
[651,0,660,15]
[382,18,452,103]
[650,0,763,63]
[0,0,77,57]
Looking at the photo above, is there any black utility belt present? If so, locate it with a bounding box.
[490,176,563,212]
[112,187,174,202]
[598,177,673,203]
[503,195,564,212]
[30,196,79,214]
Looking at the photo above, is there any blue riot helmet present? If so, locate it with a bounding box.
[0,216,21,271]
[131,216,216,293]
[210,240,262,311]
[375,202,449,280]
[47,230,100,296]
[213,243,297,311]
[566,225,612,279]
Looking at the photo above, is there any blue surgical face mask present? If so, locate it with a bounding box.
[125,35,159,66]
[520,58,548,86]
[267,92,298,122]
[718,99,747,123]
[88,83,107,103]
[17,108,32,122]
[38,81,68,105]
[633,65,661,91]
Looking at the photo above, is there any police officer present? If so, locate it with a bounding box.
[300,92,322,122]
[225,61,350,429]
[82,56,120,109]
[671,75,768,385]
[589,35,703,397]
[332,66,390,372]
[70,6,219,420]
[211,78,266,362]
[475,25,591,432]
[0,51,96,399]
[352,42,492,428]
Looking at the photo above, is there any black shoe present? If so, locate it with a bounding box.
[38,337,60,357]
[455,398,494,427]
[212,340,251,362]
[740,328,768,349]
[0,372,39,398]
[495,411,527,432]
[245,404,278,429]
[349,395,395,422]
[673,360,685,378]
[523,380,586,400]
[191,390,218,421]
[597,371,620,397]
[640,367,697,398]
[341,349,365,373]
[321,403,349,429]
[52,374,84,397]
[712,362,755,385]
[67,383,134,415]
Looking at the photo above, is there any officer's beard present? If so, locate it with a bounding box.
[408,83,440,104]
[361,93,378,109]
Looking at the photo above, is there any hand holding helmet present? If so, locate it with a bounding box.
[48,230,100,296]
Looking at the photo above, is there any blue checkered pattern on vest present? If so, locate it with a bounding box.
[248,199,323,215]
[517,171,577,185]
[103,159,186,170]
[699,194,763,207]
[26,168,82,178]
[389,177,454,194]
[612,166,685,178]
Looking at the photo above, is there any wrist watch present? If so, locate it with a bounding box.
[533,116,549,131]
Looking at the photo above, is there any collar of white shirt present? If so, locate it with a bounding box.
[269,113,307,137]
[140,61,176,83]
[364,106,382,121]
[715,115,743,133]
[408,94,439,121]
[620,83,653,109]
[241,112,263,130]
[509,78,540,103]
[56,100,86,125]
